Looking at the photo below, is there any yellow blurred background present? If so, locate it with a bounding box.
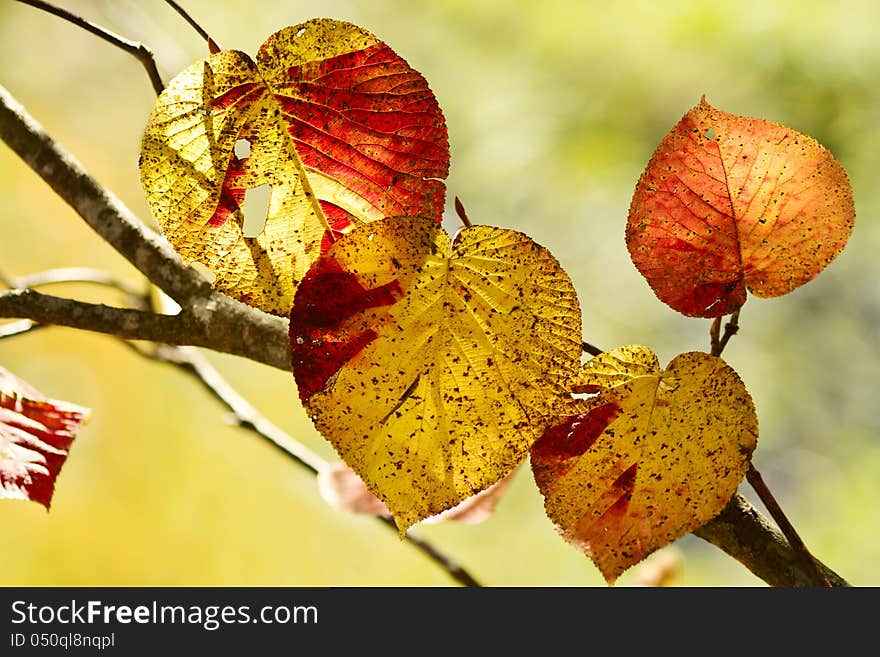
[1,0,877,586]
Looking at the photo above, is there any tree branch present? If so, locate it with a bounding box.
[696,493,847,587]
[0,288,291,372]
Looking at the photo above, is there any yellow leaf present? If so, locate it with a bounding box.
[531,346,758,584]
[291,218,582,531]
[140,19,448,314]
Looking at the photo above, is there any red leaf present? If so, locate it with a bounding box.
[141,19,449,315]
[627,98,855,317]
[0,368,90,509]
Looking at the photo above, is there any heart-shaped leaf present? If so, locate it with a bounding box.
[0,367,90,509]
[141,19,449,314]
[627,98,855,317]
[531,346,757,583]
[291,217,581,531]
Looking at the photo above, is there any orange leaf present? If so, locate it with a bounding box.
[0,368,90,509]
[627,98,854,317]
[531,346,757,583]
[140,19,448,315]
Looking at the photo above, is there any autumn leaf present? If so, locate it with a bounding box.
[531,346,757,584]
[317,460,515,524]
[140,19,449,315]
[627,98,855,317]
[0,367,90,509]
[291,217,581,531]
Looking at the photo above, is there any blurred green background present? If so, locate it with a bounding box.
[1,0,877,586]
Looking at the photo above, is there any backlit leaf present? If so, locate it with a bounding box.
[318,460,515,524]
[0,367,90,509]
[292,217,581,531]
[141,19,449,314]
[627,98,854,317]
[531,346,757,583]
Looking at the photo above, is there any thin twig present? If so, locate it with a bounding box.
[454,197,473,228]
[14,0,164,96]
[710,308,740,357]
[135,343,482,587]
[164,0,220,53]
[746,464,832,586]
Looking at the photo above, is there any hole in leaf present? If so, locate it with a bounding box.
[704,127,716,141]
[234,138,252,159]
[296,26,307,37]
[191,261,216,284]
[241,184,272,237]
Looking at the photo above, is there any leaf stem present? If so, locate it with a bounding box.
[710,308,740,357]
[454,196,473,228]
[581,341,603,357]
[163,0,220,53]
[14,0,164,96]
[746,464,832,586]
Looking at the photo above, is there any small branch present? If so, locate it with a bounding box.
[746,464,832,586]
[0,84,206,304]
[0,288,291,372]
[14,0,164,96]
[134,343,481,587]
[696,493,847,587]
[453,197,473,228]
[0,288,183,344]
[710,308,740,357]
[164,0,220,53]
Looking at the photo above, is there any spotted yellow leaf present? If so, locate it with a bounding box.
[140,19,448,314]
[291,217,582,531]
[531,346,757,583]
